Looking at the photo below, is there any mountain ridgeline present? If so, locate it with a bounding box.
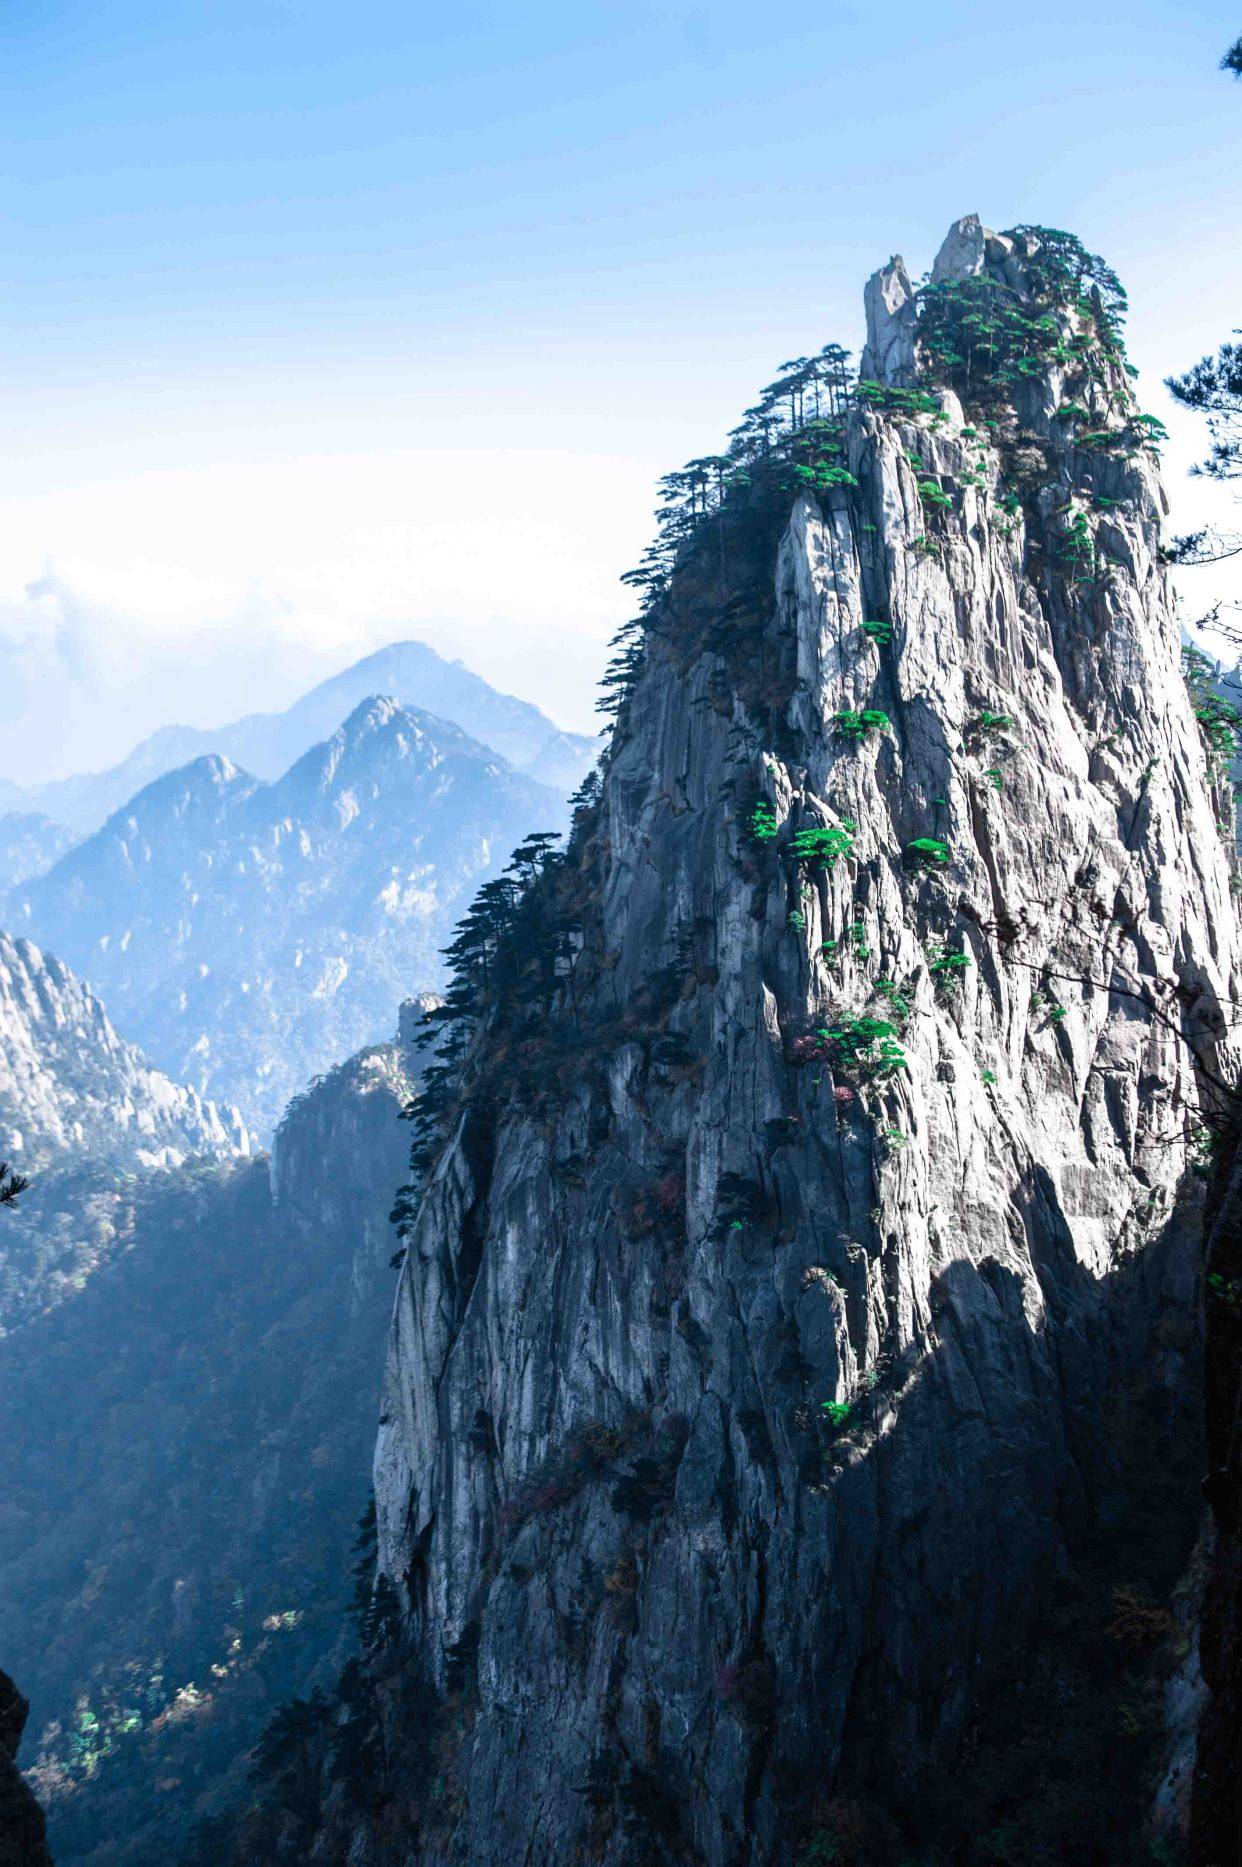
[2,638,598,840]
[6,698,569,1136]
[211,218,1242,1864]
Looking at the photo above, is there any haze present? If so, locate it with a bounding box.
[3,0,1239,782]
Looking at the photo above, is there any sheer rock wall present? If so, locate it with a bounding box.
[373,222,1240,1864]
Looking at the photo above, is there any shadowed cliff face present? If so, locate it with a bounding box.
[0,1672,51,1867]
[353,222,1242,1865]
[1191,1124,1242,1866]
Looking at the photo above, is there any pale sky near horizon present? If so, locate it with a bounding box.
[2,1,1240,785]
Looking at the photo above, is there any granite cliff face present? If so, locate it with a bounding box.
[0,929,248,1178]
[362,221,1240,1862]
[1191,1125,1242,1864]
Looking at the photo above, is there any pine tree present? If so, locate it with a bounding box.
[1163,41,1242,606]
[0,1163,27,1207]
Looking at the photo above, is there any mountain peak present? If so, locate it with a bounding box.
[13,639,596,841]
[361,220,1237,1867]
[9,688,568,1133]
[340,692,406,734]
[109,751,256,830]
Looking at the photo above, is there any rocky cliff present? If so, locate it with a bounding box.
[1191,1122,1242,1864]
[0,929,248,1179]
[357,219,1241,1864]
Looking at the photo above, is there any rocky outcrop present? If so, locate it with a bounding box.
[930,211,987,283]
[0,1672,51,1867]
[860,253,916,385]
[0,929,248,1177]
[367,220,1240,1864]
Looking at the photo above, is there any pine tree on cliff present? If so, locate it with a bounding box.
[352,214,1242,1867]
[0,1162,27,1207]
[1163,34,1241,591]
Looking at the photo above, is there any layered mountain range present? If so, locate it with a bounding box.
[0,646,594,1857]
[0,639,596,841]
[6,696,570,1135]
[6,214,1242,1867]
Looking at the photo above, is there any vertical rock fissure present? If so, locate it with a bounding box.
[364,219,1241,1864]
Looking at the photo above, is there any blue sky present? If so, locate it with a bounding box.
[2,1,1240,780]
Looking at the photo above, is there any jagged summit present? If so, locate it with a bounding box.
[282,692,512,794]
[861,212,1129,396]
[0,929,249,1173]
[335,220,1240,1865]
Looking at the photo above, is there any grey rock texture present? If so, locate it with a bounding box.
[860,253,916,385]
[930,211,986,283]
[370,223,1241,1863]
[0,928,249,1173]
[1190,1121,1242,1864]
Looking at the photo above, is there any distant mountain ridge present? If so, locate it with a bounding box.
[7,696,568,1133]
[0,814,76,889]
[11,639,598,838]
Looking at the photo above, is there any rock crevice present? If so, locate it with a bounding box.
[370,219,1239,1864]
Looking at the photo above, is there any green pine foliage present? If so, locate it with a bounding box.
[905,837,950,867]
[790,822,857,869]
[834,708,892,741]
[1181,646,1242,780]
[0,1161,28,1207]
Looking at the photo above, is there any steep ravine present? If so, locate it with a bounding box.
[230,220,1242,1863]
[0,1009,426,1865]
